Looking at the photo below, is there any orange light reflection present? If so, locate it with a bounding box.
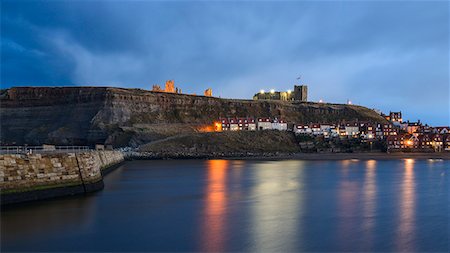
[396,159,416,251]
[200,160,229,252]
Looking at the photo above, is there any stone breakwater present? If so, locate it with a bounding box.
[125,151,294,160]
[0,150,124,205]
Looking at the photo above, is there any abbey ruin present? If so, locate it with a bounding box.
[152,80,212,97]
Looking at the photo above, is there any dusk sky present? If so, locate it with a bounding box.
[2,1,449,125]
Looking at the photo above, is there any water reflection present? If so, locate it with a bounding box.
[250,161,304,252]
[362,160,377,249]
[200,160,229,252]
[336,165,359,250]
[340,159,351,176]
[396,159,416,251]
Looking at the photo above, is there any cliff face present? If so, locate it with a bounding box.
[0,87,387,147]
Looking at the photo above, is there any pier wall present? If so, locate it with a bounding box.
[0,151,124,204]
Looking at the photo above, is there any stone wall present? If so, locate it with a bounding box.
[0,151,124,195]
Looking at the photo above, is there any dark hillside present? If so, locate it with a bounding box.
[0,87,388,146]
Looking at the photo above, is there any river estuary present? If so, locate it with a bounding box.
[1,159,449,252]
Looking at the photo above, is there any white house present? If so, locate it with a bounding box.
[272,118,287,131]
[257,118,272,130]
[295,124,312,134]
[248,118,257,131]
[311,124,322,135]
[344,123,360,137]
[229,118,239,131]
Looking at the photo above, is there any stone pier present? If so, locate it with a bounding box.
[0,150,124,205]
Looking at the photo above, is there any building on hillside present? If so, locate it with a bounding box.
[295,124,312,135]
[387,111,403,127]
[220,118,230,131]
[257,118,273,130]
[272,118,287,131]
[389,111,403,122]
[204,88,212,97]
[405,121,421,134]
[311,124,322,135]
[418,125,434,134]
[418,134,433,151]
[444,135,450,151]
[344,123,360,137]
[360,123,376,140]
[434,127,450,134]
[430,134,443,152]
[253,85,308,102]
[375,123,384,138]
[387,135,399,150]
[381,124,397,137]
[320,124,331,138]
[329,125,339,137]
[228,118,239,131]
[236,118,256,131]
[387,135,404,150]
[248,118,257,131]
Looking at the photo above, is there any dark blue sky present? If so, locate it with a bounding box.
[1,1,449,125]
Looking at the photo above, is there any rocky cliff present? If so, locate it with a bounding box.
[0,87,387,147]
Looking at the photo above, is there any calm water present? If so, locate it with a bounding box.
[1,159,449,252]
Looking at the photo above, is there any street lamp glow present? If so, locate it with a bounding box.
[270,89,275,94]
[287,89,291,94]
[260,89,265,94]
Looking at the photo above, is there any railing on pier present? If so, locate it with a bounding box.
[0,146,91,155]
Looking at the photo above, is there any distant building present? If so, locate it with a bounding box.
[272,118,287,131]
[387,135,404,150]
[151,80,182,94]
[295,124,312,135]
[430,134,443,152]
[417,134,433,151]
[293,85,308,102]
[204,88,212,97]
[406,120,421,134]
[344,123,360,137]
[433,126,450,134]
[237,118,256,131]
[165,80,175,93]
[220,118,230,131]
[253,85,308,102]
[229,118,239,131]
[218,117,270,131]
[311,124,322,135]
[444,135,450,151]
[389,111,403,124]
[360,123,376,140]
[152,85,163,91]
[248,118,257,131]
[257,118,273,130]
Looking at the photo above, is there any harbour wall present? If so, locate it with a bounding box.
[0,150,124,205]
